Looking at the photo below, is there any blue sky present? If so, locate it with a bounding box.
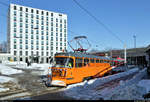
[0,0,150,51]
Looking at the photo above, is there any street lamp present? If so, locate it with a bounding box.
[14,36,21,65]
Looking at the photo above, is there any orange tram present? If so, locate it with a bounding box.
[46,52,124,87]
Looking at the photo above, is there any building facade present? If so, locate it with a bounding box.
[7,4,67,63]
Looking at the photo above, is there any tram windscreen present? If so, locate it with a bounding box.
[54,57,73,68]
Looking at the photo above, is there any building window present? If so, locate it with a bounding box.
[51,13,53,16]
[20,7,22,11]
[31,19,33,24]
[14,16,16,21]
[46,52,49,56]
[31,35,33,39]
[36,15,39,19]
[41,16,44,20]
[14,28,16,32]
[41,21,44,25]
[31,40,33,44]
[20,45,22,49]
[26,51,28,56]
[36,35,39,39]
[25,29,28,33]
[41,11,44,15]
[25,40,28,44]
[51,32,53,36]
[60,47,62,51]
[20,29,22,33]
[31,45,33,50]
[19,17,22,22]
[51,37,53,41]
[46,41,48,45]
[14,51,17,55]
[60,19,62,23]
[14,22,17,27]
[36,46,39,50]
[60,38,62,41]
[25,45,28,49]
[51,18,53,22]
[31,9,34,13]
[14,33,16,37]
[60,33,62,37]
[36,20,39,24]
[51,27,53,31]
[20,23,22,27]
[20,34,22,38]
[26,19,28,23]
[42,41,44,45]
[14,6,16,10]
[14,45,16,49]
[51,42,53,46]
[41,36,44,40]
[20,39,22,43]
[26,13,28,17]
[41,26,44,30]
[14,39,16,43]
[46,36,48,40]
[46,46,49,50]
[20,12,22,16]
[25,24,28,28]
[42,46,44,50]
[46,12,49,16]
[60,43,62,46]
[41,52,44,56]
[36,10,39,14]
[26,8,28,12]
[36,41,39,45]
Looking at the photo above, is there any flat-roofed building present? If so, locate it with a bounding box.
[7,4,67,63]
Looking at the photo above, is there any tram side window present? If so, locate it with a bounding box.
[84,58,89,66]
[100,59,103,63]
[75,58,83,68]
[68,58,74,68]
[96,59,99,63]
[104,60,107,63]
[90,58,95,63]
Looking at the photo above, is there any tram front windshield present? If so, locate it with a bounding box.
[54,57,73,68]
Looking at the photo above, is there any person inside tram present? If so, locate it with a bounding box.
[68,59,73,68]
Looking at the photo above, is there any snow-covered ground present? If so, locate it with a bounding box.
[0,64,23,75]
[0,76,16,92]
[0,76,15,83]
[2,61,52,75]
[64,68,149,100]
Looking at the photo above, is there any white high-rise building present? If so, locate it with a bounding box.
[7,4,67,63]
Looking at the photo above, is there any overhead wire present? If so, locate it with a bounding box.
[72,0,125,45]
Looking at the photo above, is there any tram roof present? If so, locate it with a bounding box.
[55,52,123,61]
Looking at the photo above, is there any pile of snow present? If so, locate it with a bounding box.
[15,62,27,69]
[0,76,14,83]
[64,68,140,100]
[112,66,128,72]
[0,76,13,92]
[104,68,147,100]
[138,80,150,93]
[0,64,23,75]
[0,88,9,92]
[106,84,146,100]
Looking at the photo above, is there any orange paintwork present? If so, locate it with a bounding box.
[50,55,113,86]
